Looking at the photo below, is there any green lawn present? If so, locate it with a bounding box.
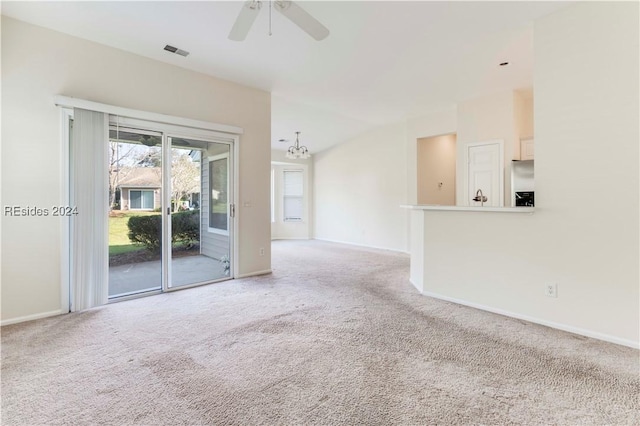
[109,211,157,256]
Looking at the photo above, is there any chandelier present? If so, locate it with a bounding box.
[285,131,311,159]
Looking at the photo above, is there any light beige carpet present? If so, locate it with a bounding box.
[2,240,639,425]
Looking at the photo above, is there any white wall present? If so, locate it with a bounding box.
[1,17,271,323]
[415,2,639,346]
[314,122,409,252]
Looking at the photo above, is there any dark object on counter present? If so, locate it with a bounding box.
[515,191,534,207]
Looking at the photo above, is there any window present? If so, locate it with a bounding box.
[130,190,154,210]
[283,169,303,222]
[209,156,228,232]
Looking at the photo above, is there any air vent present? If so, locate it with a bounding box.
[164,44,190,57]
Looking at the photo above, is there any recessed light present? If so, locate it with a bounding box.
[499,61,510,66]
[278,139,288,143]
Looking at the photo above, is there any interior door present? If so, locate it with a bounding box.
[467,142,503,207]
[166,136,233,290]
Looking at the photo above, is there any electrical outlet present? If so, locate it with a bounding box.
[545,283,557,298]
[259,247,265,256]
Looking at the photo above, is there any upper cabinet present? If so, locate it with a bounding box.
[520,138,534,160]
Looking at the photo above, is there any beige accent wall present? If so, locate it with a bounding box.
[514,89,534,161]
[417,134,456,205]
[414,1,639,346]
[1,17,271,322]
[515,90,534,139]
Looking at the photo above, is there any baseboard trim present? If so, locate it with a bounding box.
[1,309,67,327]
[423,291,639,349]
[271,237,310,240]
[313,238,410,255]
[408,279,422,292]
[236,269,273,279]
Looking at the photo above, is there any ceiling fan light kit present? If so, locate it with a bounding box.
[229,0,329,42]
[286,131,311,160]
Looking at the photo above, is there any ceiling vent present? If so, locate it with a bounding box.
[164,44,190,57]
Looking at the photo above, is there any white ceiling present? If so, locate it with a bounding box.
[2,1,570,153]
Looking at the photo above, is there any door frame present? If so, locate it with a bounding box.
[464,139,504,207]
[60,107,241,309]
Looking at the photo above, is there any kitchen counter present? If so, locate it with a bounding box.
[401,205,534,213]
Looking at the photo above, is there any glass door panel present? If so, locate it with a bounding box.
[168,137,232,289]
[107,127,163,298]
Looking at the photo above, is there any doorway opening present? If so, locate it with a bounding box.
[417,133,457,206]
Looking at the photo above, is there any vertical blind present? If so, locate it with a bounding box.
[70,108,109,311]
[283,169,303,221]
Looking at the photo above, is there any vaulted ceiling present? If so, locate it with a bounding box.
[2,1,570,153]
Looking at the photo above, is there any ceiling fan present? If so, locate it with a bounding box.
[229,0,329,41]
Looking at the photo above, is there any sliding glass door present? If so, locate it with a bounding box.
[167,137,233,289]
[107,120,234,299]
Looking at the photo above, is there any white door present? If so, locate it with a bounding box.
[467,141,503,207]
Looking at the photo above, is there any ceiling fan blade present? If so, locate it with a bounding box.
[228,1,261,41]
[274,1,329,41]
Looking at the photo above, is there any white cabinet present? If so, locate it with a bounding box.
[520,138,534,160]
